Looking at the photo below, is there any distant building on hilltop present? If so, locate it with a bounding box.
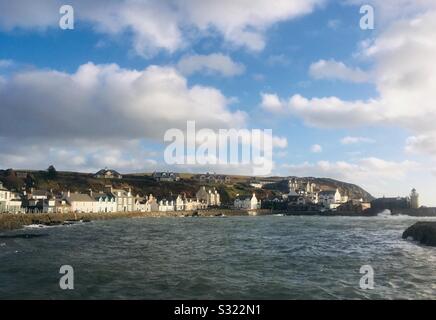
[94,168,122,179]
[197,173,231,184]
[152,171,180,182]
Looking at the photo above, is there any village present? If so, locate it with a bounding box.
[0,167,424,216]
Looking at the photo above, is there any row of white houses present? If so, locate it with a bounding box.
[11,185,221,214]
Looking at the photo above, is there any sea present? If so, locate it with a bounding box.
[0,214,435,299]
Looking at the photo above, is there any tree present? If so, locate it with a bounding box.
[47,165,58,179]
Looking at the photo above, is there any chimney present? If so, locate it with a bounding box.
[67,190,70,197]
[89,189,93,197]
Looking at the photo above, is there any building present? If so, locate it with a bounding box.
[158,199,175,212]
[371,197,410,211]
[43,197,71,214]
[63,191,95,213]
[319,189,343,209]
[234,193,261,210]
[106,186,134,212]
[287,178,320,204]
[410,188,419,209]
[144,194,159,212]
[196,186,221,207]
[197,173,231,184]
[152,171,180,182]
[287,195,307,206]
[94,168,122,179]
[93,191,117,213]
[337,199,371,213]
[0,182,22,213]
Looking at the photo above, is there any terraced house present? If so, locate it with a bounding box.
[0,182,22,213]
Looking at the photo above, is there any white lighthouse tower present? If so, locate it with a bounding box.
[410,188,419,209]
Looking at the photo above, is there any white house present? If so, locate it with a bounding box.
[0,182,22,213]
[234,193,261,210]
[93,191,117,213]
[106,186,134,212]
[158,199,175,212]
[63,191,95,213]
[144,194,159,212]
[319,189,343,209]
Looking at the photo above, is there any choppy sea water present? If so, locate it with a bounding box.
[0,215,435,299]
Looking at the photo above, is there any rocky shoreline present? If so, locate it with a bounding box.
[402,222,436,247]
[0,209,273,231]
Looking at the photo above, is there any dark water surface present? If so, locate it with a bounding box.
[0,215,435,299]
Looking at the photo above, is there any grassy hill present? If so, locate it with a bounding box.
[0,169,374,204]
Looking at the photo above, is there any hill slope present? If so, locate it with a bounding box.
[0,169,374,204]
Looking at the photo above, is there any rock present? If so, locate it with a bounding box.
[402,222,436,246]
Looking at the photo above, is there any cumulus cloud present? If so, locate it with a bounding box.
[341,136,376,145]
[177,53,245,77]
[405,134,436,156]
[0,62,246,140]
[0,62,288,174]
[309,59,370,83]
[0,0,325,56]
[260,93,284,112]
[263,8,436,155]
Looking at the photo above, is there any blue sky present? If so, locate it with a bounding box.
[1,0,436,205]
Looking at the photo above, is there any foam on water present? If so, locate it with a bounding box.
[0,215,435,299]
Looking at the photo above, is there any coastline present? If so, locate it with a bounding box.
[3,208,436,232]
[0,209,270,231]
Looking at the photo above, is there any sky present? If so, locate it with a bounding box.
[0,0,436,205]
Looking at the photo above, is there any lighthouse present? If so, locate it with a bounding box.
[410,188,419,209]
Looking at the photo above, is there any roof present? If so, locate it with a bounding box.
[94,168,122,177]
[65,193,94,202]
[153,172,179,178]
[32,190,49,196]
[93,192,114,201]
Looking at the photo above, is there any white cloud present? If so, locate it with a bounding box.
[309,59,370,83]
[405,134,436,156]
[310,144,322,153]
[0,62,246,141]
[264,9,436,155]
[341,136,376,145]
[0,62,288,174]
[0,0,325,56]
[177,53,245,77]
[260,93,284,112]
